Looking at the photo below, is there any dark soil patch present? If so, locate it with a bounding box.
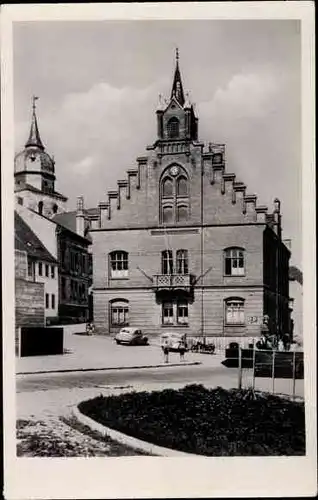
[78,384,306,456]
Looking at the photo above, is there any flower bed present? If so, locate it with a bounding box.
[78,385,305,456]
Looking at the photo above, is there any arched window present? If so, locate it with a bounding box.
[162,250,173,275]
[109,251,128,279]
[176,249,188,274]
[110,299,129,327]
[38,201,43,215]
[162,178,173,197]
[52,203,58,214]
[177,176,188,196]
[224,247,245,276]
[160,166,189,224]
[225,298,245,325]
[167,117,180,139]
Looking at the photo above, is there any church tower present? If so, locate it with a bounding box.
[14,97,67,217]
[156,48,198,142]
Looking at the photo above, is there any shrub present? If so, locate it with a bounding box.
[78,385,305,456]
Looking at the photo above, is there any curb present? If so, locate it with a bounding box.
[16,361,202,376]
[73,405,199,457]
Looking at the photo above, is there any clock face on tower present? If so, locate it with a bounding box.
[169,165,179,176]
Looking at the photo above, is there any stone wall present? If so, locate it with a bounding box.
[15,278,45,328]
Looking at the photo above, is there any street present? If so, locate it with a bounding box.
[16,354,305,457]
[16,334,305,458]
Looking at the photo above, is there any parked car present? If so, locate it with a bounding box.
[160,332,188,352]
[115,327,148,346]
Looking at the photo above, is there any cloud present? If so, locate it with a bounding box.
[14,68,301,266]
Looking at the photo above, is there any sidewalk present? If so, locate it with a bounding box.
[16,332,222,375]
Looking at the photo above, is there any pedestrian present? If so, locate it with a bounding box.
[162,340,169,363]
[179,340,186,362]
[278,338,284,351]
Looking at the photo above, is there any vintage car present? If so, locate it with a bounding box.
[115,327,148,346]
[160,332,188,352]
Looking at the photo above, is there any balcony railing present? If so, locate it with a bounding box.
[153,274,193,290]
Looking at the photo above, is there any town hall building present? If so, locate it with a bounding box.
[91,52,291,345]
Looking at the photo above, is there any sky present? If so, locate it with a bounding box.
[13,20,301,267]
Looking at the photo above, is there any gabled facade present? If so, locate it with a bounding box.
[90,52,290,343]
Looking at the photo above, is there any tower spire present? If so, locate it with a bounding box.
[25,95,44,150]
[170,47,185,106]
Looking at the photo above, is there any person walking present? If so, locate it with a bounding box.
[179,339,186,362]
[162,339,170,363]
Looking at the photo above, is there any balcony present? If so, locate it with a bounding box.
[153,274,193,292]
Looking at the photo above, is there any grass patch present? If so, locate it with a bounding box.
[78,384,305,456]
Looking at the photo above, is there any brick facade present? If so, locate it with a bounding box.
[91,57,290,342]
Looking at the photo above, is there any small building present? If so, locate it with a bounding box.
[91,52,291,345]
[15,211,58,321]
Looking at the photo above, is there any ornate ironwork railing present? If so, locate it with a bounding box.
[153,274,192,289]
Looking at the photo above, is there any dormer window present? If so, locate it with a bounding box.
[167,117,179,139]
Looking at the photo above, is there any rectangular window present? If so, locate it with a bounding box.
[224,249,245,276]
[162,250,173,275]
[17,197,23,205]
[226,301,245,325]
[176,250,188,274]
[45,264,49,277]
[51,265,55,278]
[162,300,189,326]
[45,293,49,309]
[61,277,66,300]
[38,262,43,276]
[27,258,34,278]
[111,306,129,326]
[110,251,128,279]
[162,302,174,325]
[51,294,55,309]
[177,301,189,325]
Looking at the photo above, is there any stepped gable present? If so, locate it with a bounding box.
[95,52,281,231]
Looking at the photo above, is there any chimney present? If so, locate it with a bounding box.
[76,196,85,237]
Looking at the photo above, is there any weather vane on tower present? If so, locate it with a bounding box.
[32,95,39,111]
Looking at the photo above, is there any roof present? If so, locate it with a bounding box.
[15,181,67,201]
[25,102,45,150]
[14,211,57,263]
[52,208,98,243]
[171,49,185,106]
[289,266,303,285]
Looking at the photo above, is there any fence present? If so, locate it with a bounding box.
[228,347,304,400]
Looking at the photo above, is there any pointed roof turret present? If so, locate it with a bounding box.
[170,48,185,106]
[25,96,44,150]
